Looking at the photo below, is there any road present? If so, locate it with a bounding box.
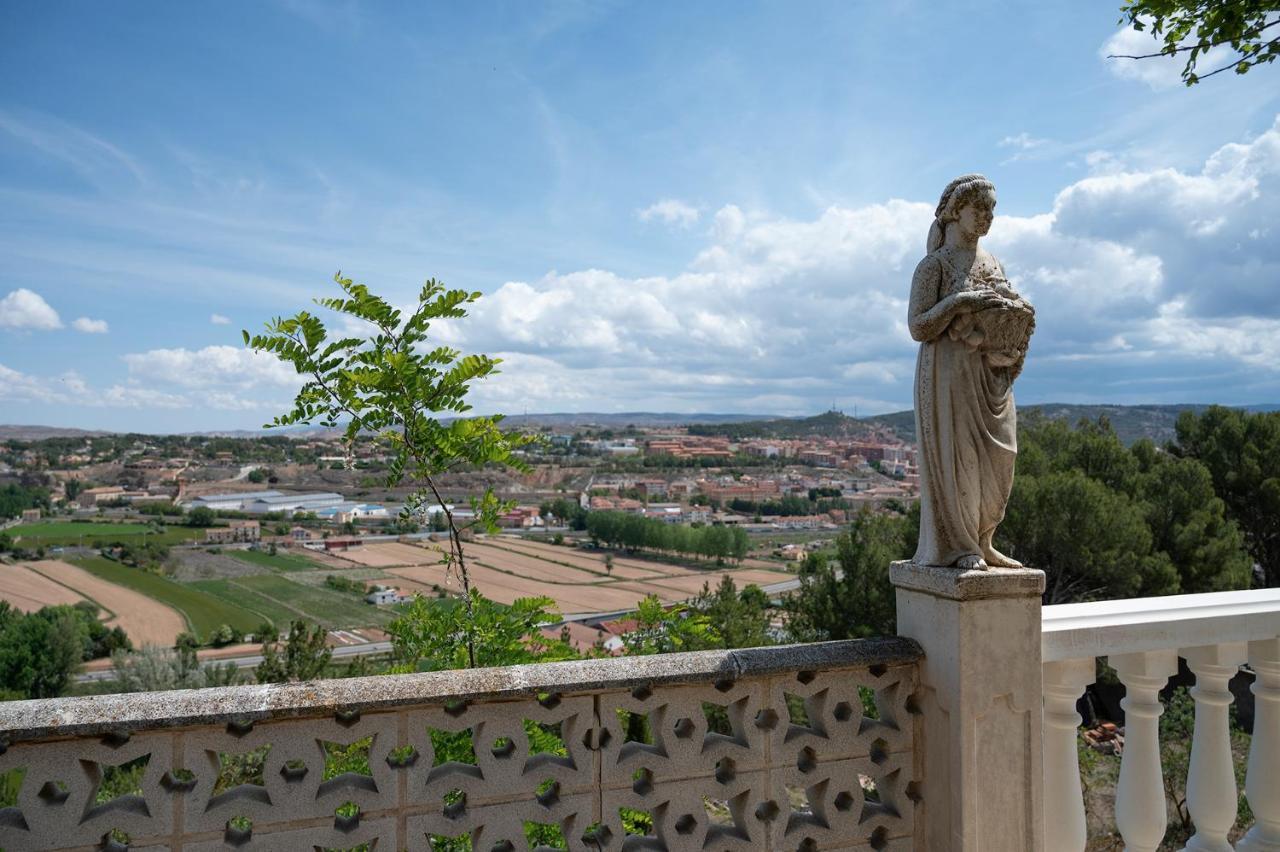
[75,640,394,683]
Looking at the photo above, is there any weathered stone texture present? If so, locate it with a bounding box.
[0,639,920,850]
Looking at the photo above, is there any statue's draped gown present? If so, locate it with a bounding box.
[909,251,1018,567]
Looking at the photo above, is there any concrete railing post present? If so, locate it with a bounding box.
[891,561,1046,852]
[1239,637,1280,852]
[1042,657,1095,852]
[1181,642,1249,852]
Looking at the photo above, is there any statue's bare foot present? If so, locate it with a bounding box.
[956,554,988,571]
[982,546,1022,569]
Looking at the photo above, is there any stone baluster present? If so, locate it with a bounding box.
[1238,637,1280,852]
[1043,658,1095,852]
[1111,649,1178,852]
[1180,642,1248,852]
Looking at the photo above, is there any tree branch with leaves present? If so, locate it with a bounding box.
[245,273,535,667]
[1114,1,1280,84]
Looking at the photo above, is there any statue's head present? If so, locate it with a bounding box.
[928,174,996,252]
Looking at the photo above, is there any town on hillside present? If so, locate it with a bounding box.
[0,414,917,668]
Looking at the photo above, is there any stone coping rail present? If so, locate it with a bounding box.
[0,636,924,851]
[1041,587,1280,662]
[0,637,922,743]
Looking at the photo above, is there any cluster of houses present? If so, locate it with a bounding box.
[539,616,638,656]
[76,485,173,508]
[574,429,916,480]
[738,437,917,480]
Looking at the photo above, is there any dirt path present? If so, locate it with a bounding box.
[22,560,187,646]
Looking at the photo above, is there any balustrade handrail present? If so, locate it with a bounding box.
[1041,588,1280,852]
[0,637,922,743]
[1042,587,1280,662]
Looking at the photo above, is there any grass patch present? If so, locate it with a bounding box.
[188,580,303,628]
[72,556,262,637]
[230,549,321,573]
[15,522,202,547]
[234,574,391,629]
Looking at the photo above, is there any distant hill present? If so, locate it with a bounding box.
[498,412,778,429]
[690,403,1279,446]
[2,404,1274,443]
[0,425,112,440]
[688,410,874,440]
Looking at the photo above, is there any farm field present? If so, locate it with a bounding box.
[229,549,322,573]
[362,536,796,615]
[476,540,621,576]
[484,539,684,580]
[332,542,437,568]
[188,579,307,628]
[287,567,389,587]
[386,564,650,611]
[12,522,202,547]
[499,537,784,575]
[23,560,187,646]
[465,544,606,584]
[0,563,88,612]
[614,568,800,596]
[33,535,796,639]
[70,556,262,637]
[292,549,361,569]
[232,575,392,629]
[401,539,619,586]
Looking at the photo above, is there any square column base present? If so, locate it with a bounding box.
[891,560,1047,852]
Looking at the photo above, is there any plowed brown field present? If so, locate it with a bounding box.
[366,537,793,615]
[22,560,187,646]
[0,563,89,611]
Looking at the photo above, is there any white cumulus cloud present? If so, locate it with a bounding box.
[0,364,188,409]
[210,313,231,325]
[11,117,1280,420]
[457,115,1280,413]
[637,199,700,228]
[999,132,1048,150]
[72,316,109,334]
[1100,21,1234,90]
[0,288,63,330]
[122,345,301,389]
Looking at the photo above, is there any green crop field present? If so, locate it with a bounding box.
[15,522,202,547]
[188,580,304,628]
[72,557,262,637]
[233,574,391,629]
[229,549,320,573]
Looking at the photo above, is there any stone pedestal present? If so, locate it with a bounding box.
[891,560,1046,852]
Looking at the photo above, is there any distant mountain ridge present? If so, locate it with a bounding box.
[1,403,1275,443]
[499,412,779,428]
[0,413,777,440]
[694,403,1279,446]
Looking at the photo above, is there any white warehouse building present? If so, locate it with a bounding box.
[184,490,284,511]
[244,492,346,514]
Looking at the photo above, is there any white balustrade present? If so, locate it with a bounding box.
[1042,588,1280,852]
[1239,637,1280,852]
[1112,649,1179,852]
[1043,658,1094,852]
[1181,642,1249,851]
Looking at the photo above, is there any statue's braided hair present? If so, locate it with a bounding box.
[927,174,995,253]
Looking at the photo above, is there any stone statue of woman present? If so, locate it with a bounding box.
[908,174,1035,570]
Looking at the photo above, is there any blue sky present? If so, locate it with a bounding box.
[2,1,1279,432]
